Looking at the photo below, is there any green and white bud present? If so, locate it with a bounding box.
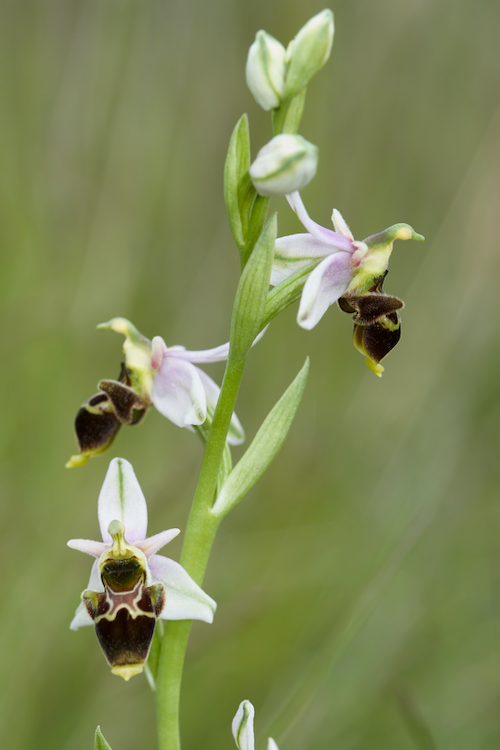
[249,134,318,196]
[246,30,286,110]
[285,9,334,100]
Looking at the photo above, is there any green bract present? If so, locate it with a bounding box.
[212,358,309,519]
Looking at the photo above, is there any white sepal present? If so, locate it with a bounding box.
[149,556,217,623]
[272,233,334,285]
[98,458,148,544]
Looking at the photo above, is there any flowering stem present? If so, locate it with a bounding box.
[155,354,246,750]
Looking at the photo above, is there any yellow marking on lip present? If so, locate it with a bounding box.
[111,664,144,681]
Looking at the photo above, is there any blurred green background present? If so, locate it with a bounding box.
[1,0,499,748]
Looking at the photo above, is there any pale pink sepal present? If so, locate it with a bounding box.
[135,528,180,558]
[67,539,108,558]
[151,355,207,427]
[297,251,353,329]
[287,192,353,252]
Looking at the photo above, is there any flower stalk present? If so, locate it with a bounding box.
[155,350,246,750]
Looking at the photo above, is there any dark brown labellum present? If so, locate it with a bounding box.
[74,393,120,454]
[356,311,401,364]
[83,560,165,672]
[98,380,148,425]
[344,293,403,326]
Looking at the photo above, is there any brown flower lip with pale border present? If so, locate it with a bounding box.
[68,457,216,680]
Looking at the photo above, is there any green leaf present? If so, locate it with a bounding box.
[224,114,255,257]
[230,213,277,359]
[94,726,113,750]
[211,358,310,519]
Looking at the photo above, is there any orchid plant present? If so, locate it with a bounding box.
[66,9,423,750]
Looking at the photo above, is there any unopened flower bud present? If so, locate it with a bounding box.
[246,30,286,110]
[249,134,318,196]
[285,9,334,100]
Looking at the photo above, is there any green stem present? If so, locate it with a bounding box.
[155,354,246,750]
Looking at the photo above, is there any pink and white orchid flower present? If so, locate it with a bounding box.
[68,458,216,679]
[67,319,245,467]
[272,191,423,331]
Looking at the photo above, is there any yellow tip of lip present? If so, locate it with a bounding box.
[65,454,89,468]
[366,358,384,377]
[111,664,144,681]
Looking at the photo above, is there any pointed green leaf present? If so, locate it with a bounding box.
[95,727,112,750]
[211,358,309,519]
[224,114,255,257]
[230,213,277,359]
